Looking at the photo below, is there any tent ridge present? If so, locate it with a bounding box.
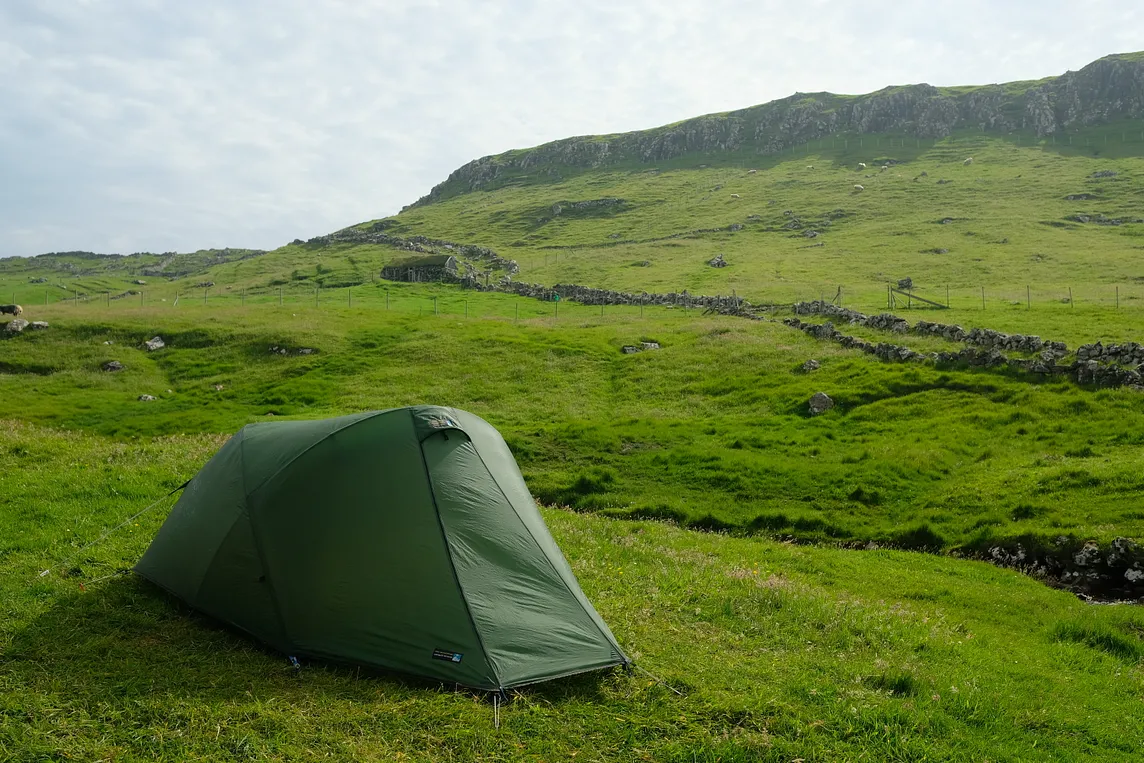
[240,411,391,497]
[414,411,501,689]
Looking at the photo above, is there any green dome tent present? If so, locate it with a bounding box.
[136,406,628,690]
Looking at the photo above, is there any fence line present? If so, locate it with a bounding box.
[11,281,1144,322]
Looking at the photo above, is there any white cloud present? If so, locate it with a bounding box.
[0,0,1141,255]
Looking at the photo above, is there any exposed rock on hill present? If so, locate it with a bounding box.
[410,53,1144,207]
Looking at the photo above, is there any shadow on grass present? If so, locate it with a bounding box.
[2,575,614,705]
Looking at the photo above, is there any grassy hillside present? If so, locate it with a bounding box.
[2,419,1141,761]
[2,296,1142,558]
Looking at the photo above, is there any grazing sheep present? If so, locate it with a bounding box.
[963,157,974,165]
[853,184,865,191]
[747,169,757,174]
[806,165,815,170]
[857,162,867,169]
[0,305,22,317]
[730,193,741,199]
[880,164,889,171]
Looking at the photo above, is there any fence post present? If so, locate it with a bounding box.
[946,285,949,307]
[1069,286,1073,308]
[242,288,245,306]
[434,296,438,316]
[279,287,283,306]
[349,288,352,308]
[981,286,985,310]
[555,298,559,320]
[465,300,468,318]
[1027,285,1030,310]
[1116,286,1119,309]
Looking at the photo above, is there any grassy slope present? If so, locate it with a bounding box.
[2,420,1141,761]
[382,127,1144,313]
[2,298,1142,553]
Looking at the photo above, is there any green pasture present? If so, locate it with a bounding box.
[1,421,1141,761]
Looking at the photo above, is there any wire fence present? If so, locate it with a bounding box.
[8,280,1144,322]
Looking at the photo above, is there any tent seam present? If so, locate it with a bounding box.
[417,418,502,690]
[238,426,296,655]
[243,409,393,496]
[466,435,628,664]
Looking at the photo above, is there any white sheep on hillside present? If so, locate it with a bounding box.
[747,169,757,174]
[963,157,974,165]
[730,193,741,199]
[853,184,865,191]
[857,162,867,169]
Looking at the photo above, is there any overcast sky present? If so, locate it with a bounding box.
[1,1,1141,257]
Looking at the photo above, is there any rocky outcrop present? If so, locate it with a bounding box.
[409,53,1144,206]
[972,536,1144,601]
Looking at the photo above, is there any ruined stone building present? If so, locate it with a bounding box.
[381,255,458,283]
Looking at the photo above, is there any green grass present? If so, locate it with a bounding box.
[3,297,1142,554]
[2,420,1141,761]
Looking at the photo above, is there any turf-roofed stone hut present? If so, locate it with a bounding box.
[381,254,458,283]
[135,406,629,691]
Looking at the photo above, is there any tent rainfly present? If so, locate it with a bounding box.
[135,406,628,690]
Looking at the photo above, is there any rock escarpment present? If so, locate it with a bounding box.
[410,53,1144,206]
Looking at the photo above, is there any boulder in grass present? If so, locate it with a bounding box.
[30,321,49,330]
[102,361,125,372]
[139,394,157,402]
[4,319,29,334]
[800,359,821,372]
[809,392,834,415]
[143,336,165,351]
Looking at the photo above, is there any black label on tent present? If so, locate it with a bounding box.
[432,648,464,663]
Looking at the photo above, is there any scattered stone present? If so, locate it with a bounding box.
[269,345,288,355]
[938,217,954,225]
[29,277,47,284]
[103,340,114,345]
[29,321,49,330]
[897,277,913,290]
[640,341,661,350]
[143,336,165,351]
[138,394,157,402]
[707,253,727,268]
[809,392,834,415]
[1090,170,1117,178]
[803,230,819,239]
[4,318,29,334]
[297,348,315,355]
[800,359,820,372]
[102,361,125,372]
[213,384,225,391]
[621,346,640,354]
[936,179,952,185]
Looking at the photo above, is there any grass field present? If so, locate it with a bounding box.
[3,296,1143,554]
[2,419,1142,761]
[3,124,1144,759]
